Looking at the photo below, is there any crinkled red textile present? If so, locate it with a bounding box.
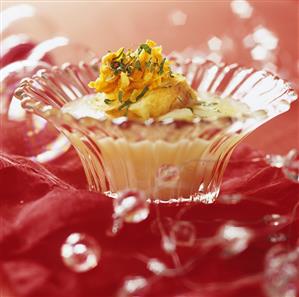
[0,145,298,297]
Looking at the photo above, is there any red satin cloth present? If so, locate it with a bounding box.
[0,145,298,297]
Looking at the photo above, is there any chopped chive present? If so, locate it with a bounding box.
[150,62,158,72]
[118,100,131,111]
[104,99,113,105]
[145,58,152,68]
[135,60,141,70]
[118,91,123,102]
[159,58,166,75]
[136,86,149,101]
[126,65,133,75]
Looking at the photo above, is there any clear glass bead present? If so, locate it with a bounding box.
[218,193,243,204]
[264,245,299,297]
[268,233,287,243]
[118,276,148,297]
[283,149,299,184]
[162,235,176,253]
[113,189,149,223]
[217,223,252,256]
[263,214,289,227]
[147,258,167,276]
[170,221,196,247]
[265,154,285,168]
[61,233,100,273]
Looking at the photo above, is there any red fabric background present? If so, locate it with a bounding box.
[1,145,298,297]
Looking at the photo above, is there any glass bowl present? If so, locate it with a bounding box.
[14,57,297,203]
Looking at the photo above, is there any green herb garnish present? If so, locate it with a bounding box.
[118,100,132,111]
[118,91,123,102]
[104,99,113,105]
[159,58,166,75]
[145,58,152,69]
[135,60,141,70]
[136,86,149,101]
[138,44,152,54]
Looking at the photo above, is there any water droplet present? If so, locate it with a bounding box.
[114,189,149,223]
[218,223,252,256]
[61,233,100,273]
[147,258,167,276]
[264,214,289,227]
[265,154,285,168]
[19,200,24,204]
[264,246,299,297]
[218,193,243,204]
[268,233,288,243]
[156,164,180,187]
[230,0,253,19]
[118,276,148,297]
[170,221,196,247]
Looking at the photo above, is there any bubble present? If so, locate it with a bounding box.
[61,233,100,273]
[119,276,148,297]
[217,223,252,256]
[168,10,187,26]
[156,164,180,187]
[263,214,289,227]
[170,221,196,247]
[147,258,167,276]
[264,245,299,297]
[230,0,253,19]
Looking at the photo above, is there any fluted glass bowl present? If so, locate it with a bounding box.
[14,57,297,203]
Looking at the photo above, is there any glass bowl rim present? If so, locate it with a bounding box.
[13,57,298,132]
